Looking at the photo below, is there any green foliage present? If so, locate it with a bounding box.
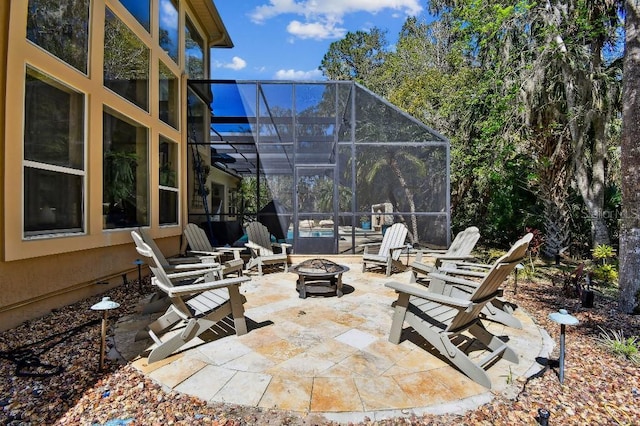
[104,151,137,203]
[593,244,615,263]
[596,327,640,365]
[592,264,618,284]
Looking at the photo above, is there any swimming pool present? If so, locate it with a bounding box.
[287,229,334,238]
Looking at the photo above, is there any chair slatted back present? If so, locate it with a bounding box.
[378,223,408,260]
[184,223,214,252]
[131,230,200,317]
[447,226,480,257]
[138,227,173,268]
[447,233,532,332]
[246,222,274,256]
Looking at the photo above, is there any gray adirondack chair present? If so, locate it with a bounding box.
[385,233,532,389]
[183,223,244,277]
[360,223,408,276]
[131,230,250,364]
[410,226,481,282]
[138,227,219,273]
[244,221,291,275]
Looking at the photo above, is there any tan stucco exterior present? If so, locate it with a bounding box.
[0,0,233,331]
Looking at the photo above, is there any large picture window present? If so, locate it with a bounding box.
[185,17,204,78]
[159,0,179,64]
[104,7,150,111]
[23,67,85,236]
[159,60,179,129]
[159,136,178,225]
[103,110,149,229]
[119,0,151,32]
[26,0,90,74]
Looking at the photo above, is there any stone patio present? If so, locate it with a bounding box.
[113,259,552,424]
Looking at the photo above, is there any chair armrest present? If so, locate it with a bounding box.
[166,256,206,265]
[427,272,482,289]
[385,281,473,309]
[165,267,221,280]
[447,260,491,269]
[438,267,487,278]
[245,241,263,252]
[156,276,250,297]
[188,250,222,257]
[273,242,291,249]
[216,247,245,260]
[168,259,219,270]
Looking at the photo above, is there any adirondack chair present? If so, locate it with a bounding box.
[360,223,408,276]
[137,227,224,313]
[138,227,219,273]
[410,226,481,282]
[385,233,532,389]
[244,221,291,276]
[131,230,250,364]
[183,223,244,277]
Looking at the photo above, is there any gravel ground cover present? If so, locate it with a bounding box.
[1,264,639,426]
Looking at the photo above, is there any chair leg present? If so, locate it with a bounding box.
[388,292,410,344]
[468,322,519,364]
[482,303,523,329]
[227,285,247,335]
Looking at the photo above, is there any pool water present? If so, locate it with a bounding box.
[287,229,334,238]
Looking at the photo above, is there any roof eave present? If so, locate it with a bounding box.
[188,0,233,48]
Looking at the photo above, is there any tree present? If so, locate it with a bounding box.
[319,28,389,91]
[426,0,623,254]
[618,0,640,314]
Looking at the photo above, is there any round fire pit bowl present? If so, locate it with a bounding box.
[289,259,349,299]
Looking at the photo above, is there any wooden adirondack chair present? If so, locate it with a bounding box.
[410,226,481,282]
[385,233,532,389]
[183,223,244,277]
[131,230,250,364]
[360,223,408,276]
[244,221,291,275]
[138,227,219,273]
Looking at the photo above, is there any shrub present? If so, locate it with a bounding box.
[596,327,640,365]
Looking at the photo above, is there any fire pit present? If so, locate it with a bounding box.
[289,259,349,299]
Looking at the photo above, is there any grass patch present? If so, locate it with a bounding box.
[595,327,640,365]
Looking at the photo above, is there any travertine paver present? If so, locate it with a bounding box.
[116,259,551,423]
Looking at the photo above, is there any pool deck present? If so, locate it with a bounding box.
[113,258,552,424]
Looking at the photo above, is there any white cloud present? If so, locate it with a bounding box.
[159,0,178,29]
[274,68,324,80]
[286,20,346,40]
[250,0,422,25]
[214,56,247,70]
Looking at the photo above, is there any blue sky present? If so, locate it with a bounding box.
[211,0,428,81]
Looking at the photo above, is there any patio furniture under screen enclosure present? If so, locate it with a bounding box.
[186,80,450,254]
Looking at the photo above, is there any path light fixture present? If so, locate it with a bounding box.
[133,258,144,294]
[91,296,120,372]
[548,308,579,384]
[513,263,524,294]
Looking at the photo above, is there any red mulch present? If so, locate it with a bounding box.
[1,264,638,425]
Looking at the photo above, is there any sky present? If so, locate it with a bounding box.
[211,0,429,81]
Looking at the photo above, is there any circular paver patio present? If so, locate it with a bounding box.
[114,261,552,424]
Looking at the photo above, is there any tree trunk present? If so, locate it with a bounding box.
[389,157,418,244]
[618,0,640,314]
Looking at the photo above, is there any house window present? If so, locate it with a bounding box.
[103,110,149,229]
[119,0,151,32]
[26,0,90,74]
[104,7,149,111]
[185,17,204,78]
[159,60,179,129]
[23,67,85,236]
[159,136,178,225]
[159,0,179,64]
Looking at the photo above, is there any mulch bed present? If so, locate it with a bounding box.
[1,264,639,425]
